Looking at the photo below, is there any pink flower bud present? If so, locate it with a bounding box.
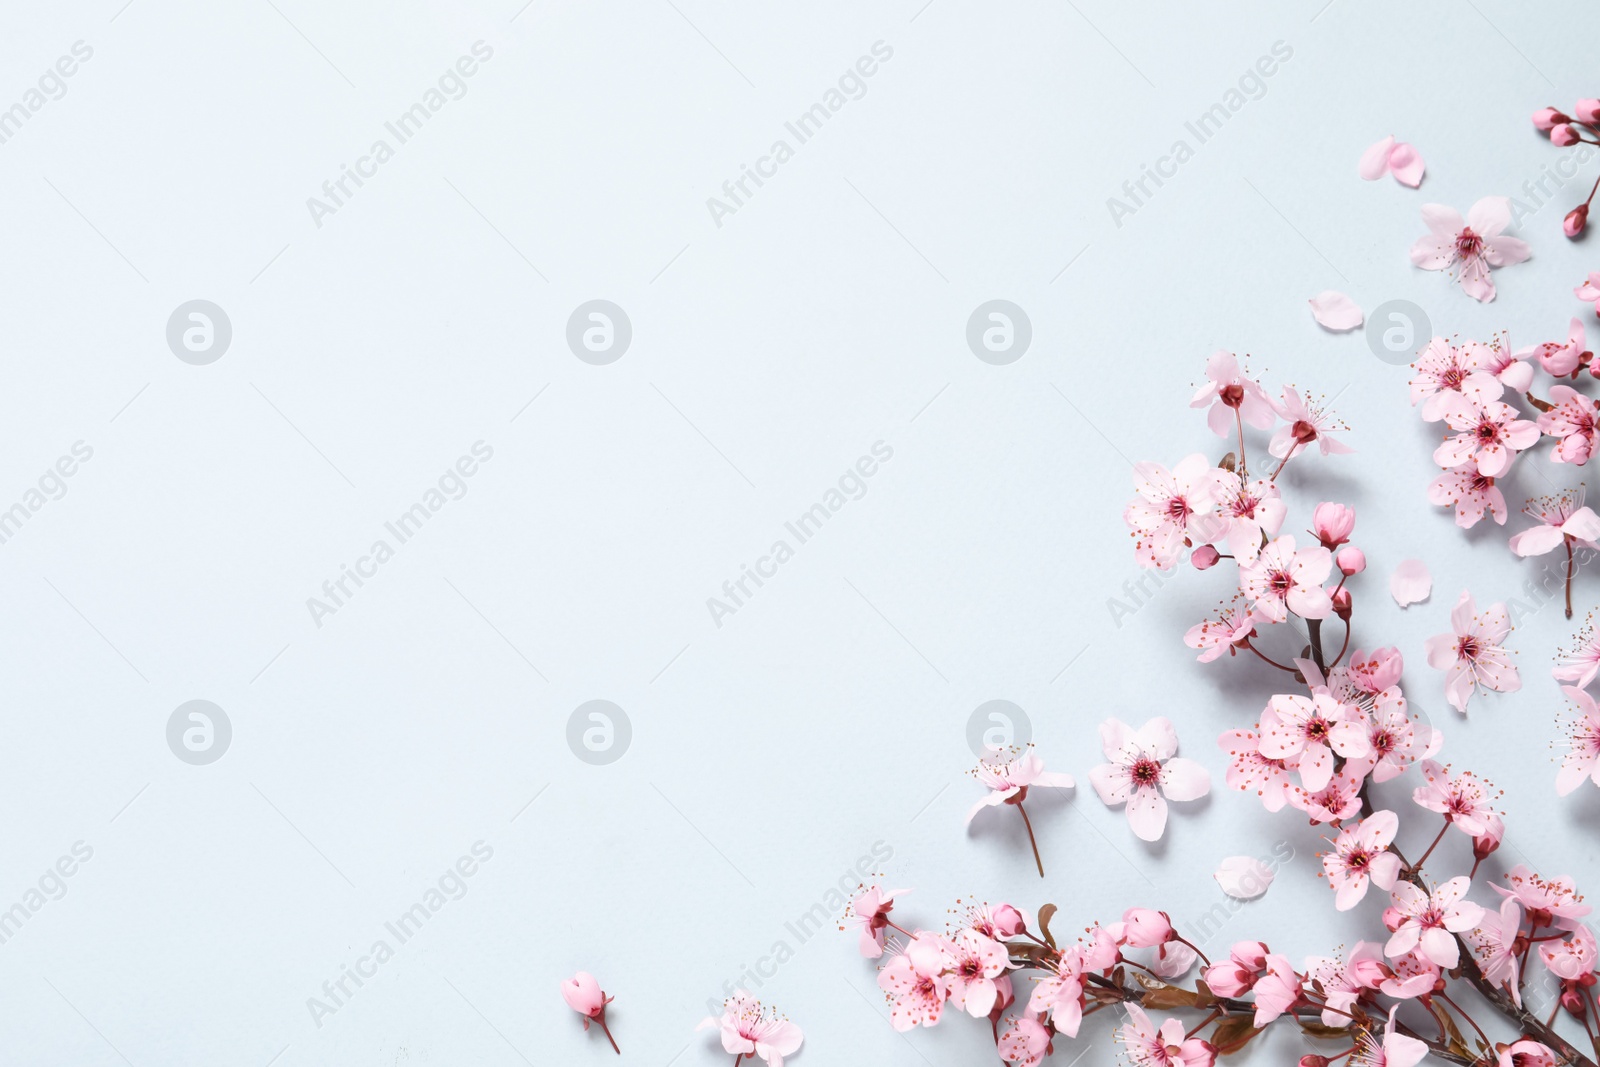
[561,972,608,1019]
[1120,907,1174,947]
[1535,107,1571,131]
[1191,544,1220,570]
[1300,1056,1331,1067]
[1567,204,1589,238]
[1312,502,1356,549]
[1382,906,1403,931]
[1348,646,1403,692]
[991,904,1026,937]
[1473,812,1505,861]
[1349,957,1388,988]
[1336,546,1366,576]
[1553,123,1581,147]
[1577,99,1600,124]
[1563,987,1587,1017]
[1202,959,1258,997]
[1332,587,1352,620]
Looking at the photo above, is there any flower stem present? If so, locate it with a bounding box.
[1016,802,1045,878]
[598,1016,621,1055]
[1409,818,1450,874]
[1567,538,1576,619]
[1235,407,1249,479]
[1243,640,1298,674]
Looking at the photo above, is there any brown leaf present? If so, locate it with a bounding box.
[1219,452,1237,473]
[1527,391,1555,412]
[1193,980,1215,1009]
[1210,1015,1262,1055]
[1141,984,1200,1010]
[1298,1018,1352,1039]
[1037,904,1058,949]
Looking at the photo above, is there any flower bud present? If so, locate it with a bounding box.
[1312,502,1356,549]
[1192,544,1220,570]
[1577,99,1600,124]
[1348,646,1403,693]
[1332,587,1352,620]
[1534,107,1571,131]
[561,972,608,1018]
[1553,123,1581,147]
[1563,987,1587,1017]
[1336,546,1366,576]
[1567,204,1589,238]
[1473,812,1504,862]
[991,904,1026,937]
[1299,1057,1330,1067]
[1120,907,1174,947]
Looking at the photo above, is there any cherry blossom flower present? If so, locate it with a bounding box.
[1380,946,1442,999]
[1251,954,1301,1026]
[1026,949,1086,1037]
[1538,925,1597,979]
[1428,465,1507,528]
[964,902,1024,941]
[1491,865,1592,931]
[1089,717,1211,842]
[1360,135,1425,187]
[1122,907,1174,947]
[1239,535,1333,622]
[1303,945,1386,1026]
[1347,647,1403,694]
[877,936,949,1031]
[1577,272,1600,318]
[1190,350,1276,438]
[941,929,1008,1017]
[1217,728,1295,812]
[1202,941,1268,997]
[848,886,907,959]
[1151,940,1198,979]
[1538,387,1600,464]
[1556,685,1600,795]
[1116,1003,1216,1067]
[1260,690,1371,791]
[1553,617,1600,687]
[698,992,803,1067]
[1311,502,1356,550]
[1269,387,1353,462]
[1287,766,1367,824]
[1385,877,1485,968]
[562,972,620,1053]
[1433,395,1540,477]
[1519,317,1589,376]
[1425,590,1519,713]
[1185,602,1256,663]
[1125,455,1225,570]
[1412,760,1501,836]
[1322,810,1403,910]
[966,751,1074,826]
[1464,896,1524,1003]
[1211,471,1285,563]
[1510,489,1600,561]
[1483,336,1536,393]
[997,1013,1052,1067]
[1495,1040,1559,1067]
[1410,197,1531,302]
[1363,691,1426,783]
[1409,337,1504,421]
[1350,1005,1429,1067]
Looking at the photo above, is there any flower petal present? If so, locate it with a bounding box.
[1214,856,1274,899]
[1309,290,1364,331]
[1358,135,1396,180]
[1388,142,1424,187]
[1126,788,1168,841]
[1390,559,1432,607]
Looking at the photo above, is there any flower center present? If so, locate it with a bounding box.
[1458,635,1480,661]
[1131,758,1162,786]
[1439,366,1465,389]
[1221,383,1245,407]
[1292,420,1318,444]
[1476,420,1502,443]
[1456,227,1483,258]
[1167,496,1191,521]
[1269,570,1293,595]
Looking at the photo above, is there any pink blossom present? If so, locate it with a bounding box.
[1538,925,1597,979]
[1202,941,1268,997]
[966,751,1074,825]
[1428,464,1508,528]
[1556,685,1600,796]
[1364,690,1424,783]
[1251,953,1301,1026]
[1424,590,1519,713]
[1359,135,1425,187]
[1409,337,1504,421]
[1269,387,1353,461]
[1089,717,1210,841]
[1125,455,1225,570]
[1519,317,1588,376]
[1351,1005,1429,1067]
[1116,1003,1216,1067]
[848,886,907,959]
[1121,907,1174,947]
[562,972,608,1018]
[1412,760,1501,836]
[1336,547,1365,575]
[1577,272,1600,317]
[1211,471,1286,563]
[941,929,1008,1017]
[1385,877,1485,968]
[1491,865,1592,931]
[1287,766,1367,824]
[1464,896,1524,1003]
[877,936,949,1031]
[1483,337,1536,393]
[1151,940,1198,979]
[1260,690,1371,791]
[1533,107,1571,132]
[1433,396,1540,477]
[1311,502,1356,549]
[1381,946,1442,999]
[1510,489,1600,557]
[1537,387,1600,465]
[1240,535,1333,622]
[1190,350,1276,438]
[1410,197,1531,302]
[997,1013,1052,1067]
[1027,948,1086,1037]
[965,902,1025,940]
[698,992,803,1067]
[1217,728,1295,812]
[1554,619,1600,687]
[1185,603,1256,663]
[1303,945,1385,1026]
[1322,810,1403,910]
[1348,647,1404,693]
[1496,1040,1559,1067]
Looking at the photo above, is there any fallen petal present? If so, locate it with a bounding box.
[1309,290,1363,331]
[1359,135,1396,180]
[1388,142,1425,187]
[1214,856,1274,899]
[1391,558,1433,607]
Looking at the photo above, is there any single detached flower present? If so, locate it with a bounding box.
[966,748,1074,877]
[1239,535,1334,622]
[1385,877,1485,968]
[1322,809,1403,910]
[698,992,802,1066]
[1125,455,1225,570]
[1410,196,1531,302]
[1433,396,1539,478]
[1556,685,1600,795]
[1089,717,1211,841]
[562,972,620,1053]
[847,886,907,959]
[1190,350,1276,438]
[1268,387,1353,464]
[1425,590,1519,713]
